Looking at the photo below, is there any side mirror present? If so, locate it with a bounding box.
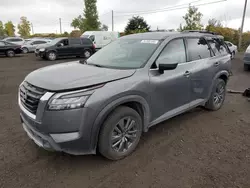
[57,43,63,47]
[156,58,178,74]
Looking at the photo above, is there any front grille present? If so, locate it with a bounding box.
[19,82,46,114]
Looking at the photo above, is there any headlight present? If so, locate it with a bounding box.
[47,85,104,110]
[39,48,45,52]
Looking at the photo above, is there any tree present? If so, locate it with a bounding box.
[0,21,5,36]
[4,21,15,36]
[71,0,101,32]
[18,16,31,37]
[124,16,150,34]
[101,24,108,31]
[70,30,82,37]
[182,6,203,31]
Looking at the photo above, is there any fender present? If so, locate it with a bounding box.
[207,70,229,100]
[90,95,151,150]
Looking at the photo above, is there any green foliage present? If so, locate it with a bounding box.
[0,21,5,36]
[71,0,101,32]
[182,6,203,31]
[4,21,15,36]
[101,24,108,31]
[125,16,150,34]
[18,16,31,37]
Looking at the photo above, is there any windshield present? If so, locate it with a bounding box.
[87,39,160,69]
[49,38,64,45]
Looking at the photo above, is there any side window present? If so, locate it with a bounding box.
[69,38,81,45]
[227,42,232,47]
[81,38,92,45]
[208,38,228,56]
[33,41,47,44]
[157,38,186,65]
[60,39,69,46]
[186,38,211,61]
[0,41,5,46]
[89,35,95,42]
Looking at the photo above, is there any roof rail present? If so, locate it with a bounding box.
[182,30,218,35]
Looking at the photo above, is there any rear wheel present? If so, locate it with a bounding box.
[98,106,142,160]
[205,78,226,111]
[231,51,235,59]
[6,50,15,57]
[22,47,29,54]
[47,51,57,61]
[83,49,91,58]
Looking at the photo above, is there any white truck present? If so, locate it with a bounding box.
[81,31,120,50]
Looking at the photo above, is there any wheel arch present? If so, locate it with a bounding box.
[90,95,151,151]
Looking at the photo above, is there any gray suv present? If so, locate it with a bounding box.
[19,31,231,160]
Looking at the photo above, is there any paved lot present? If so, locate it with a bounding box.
[0,53,250,188]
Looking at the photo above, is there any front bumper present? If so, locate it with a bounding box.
[35,50,46,58]
[19,90,96,155]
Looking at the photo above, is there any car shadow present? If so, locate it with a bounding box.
[33,106,207,168]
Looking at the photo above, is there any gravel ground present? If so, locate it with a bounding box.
[0,53,250,188]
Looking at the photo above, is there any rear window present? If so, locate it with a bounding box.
[7,38,23,42]
[81,38,92,45]
[69,38,81,45]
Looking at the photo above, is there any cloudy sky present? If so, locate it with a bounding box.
[0,0,249,34]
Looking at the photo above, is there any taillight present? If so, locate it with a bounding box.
[93,44,96,49]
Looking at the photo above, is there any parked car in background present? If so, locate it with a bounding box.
[0,40,22,57]
[22,39,51,53]
[35,37,95,60]
[225,41,237,59]
[3,37,25,45]
[81,31,120,50]
[243,44,250,71]
[19,31,231,160]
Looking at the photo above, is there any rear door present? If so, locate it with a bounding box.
[185,37,216,102]
[69,38,82,55]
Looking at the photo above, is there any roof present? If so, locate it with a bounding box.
[120,31,223,40]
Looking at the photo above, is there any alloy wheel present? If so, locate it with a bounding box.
[111,117,138,153]
[213,82,225,108]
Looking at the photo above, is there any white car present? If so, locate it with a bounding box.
[3,37,25,45]
[225,41,237,59]
[21,39,51,53]
[81,31,120,50]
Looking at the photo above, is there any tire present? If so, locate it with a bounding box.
[47,51,57,61]
[231,51,235,59]
[22,47,29,54]
[244,64,249,71]
[205,78,226,111]
[98,106,142,160]
[83,49,91,58]
[6,50,15,57]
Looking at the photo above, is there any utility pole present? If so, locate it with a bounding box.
[238,0,248,49]
[59,18,62,34]
[31,23,34,35]
[112,10,114,31]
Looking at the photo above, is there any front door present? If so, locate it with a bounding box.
[56,39,70,56]
[149,38,191,122]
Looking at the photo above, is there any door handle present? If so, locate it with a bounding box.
[214,62,219,67]
[183,71,191,77]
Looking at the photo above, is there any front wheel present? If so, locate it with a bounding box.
[205,78,226,111]
[98,106,142,160]
[47,51,57,61]
[244,64,250,71]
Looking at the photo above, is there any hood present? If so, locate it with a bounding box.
[25,62,136,91]
[36,43,52,49]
